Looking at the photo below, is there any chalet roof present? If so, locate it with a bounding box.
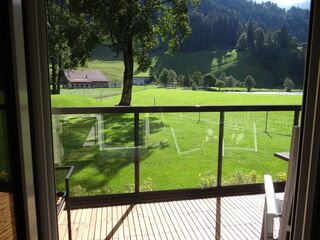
[64,70,109,83]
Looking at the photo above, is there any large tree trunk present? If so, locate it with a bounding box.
[118,39,134,106]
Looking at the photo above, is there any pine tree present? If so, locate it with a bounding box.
[254,28,265,51]
[247,22,255,51]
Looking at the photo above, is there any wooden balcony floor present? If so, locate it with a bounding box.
[58,193,283,240]
[0,192,16,240]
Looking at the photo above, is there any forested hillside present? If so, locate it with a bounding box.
[179,0,309,52]
[91,0,310,89]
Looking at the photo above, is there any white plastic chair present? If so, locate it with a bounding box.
[262,126,300,240]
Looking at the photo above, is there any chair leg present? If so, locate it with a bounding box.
[261,204,266,240]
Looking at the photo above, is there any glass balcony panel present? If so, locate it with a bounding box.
[140,112,219,191]
[222,111,293,185]
[53,113,135,195]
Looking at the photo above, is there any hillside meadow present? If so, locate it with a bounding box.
[84,47,304,89]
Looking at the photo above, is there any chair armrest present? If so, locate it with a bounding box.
[264,175,280,217]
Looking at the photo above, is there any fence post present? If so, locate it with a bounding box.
[265,111,269,133]
[134,113,140,193]
[217,111,224,187]
[294,110,300,126]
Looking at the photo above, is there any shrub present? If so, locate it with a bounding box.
[90,186,111,195]
[141,177,155,192]
[124,183,135,193]
[202,74,217,89]
[275,172,287,182]
[247,170,257,184]
[192,82,197,91]
[225,76,237,87]
[70,184,87,197]
[244,75,256,92]
[198,171,216,188]
[216,80,225,91]
[159,68,170,87]
[229,170,260,184]
[283,78,295,92]
[191,71,203,86]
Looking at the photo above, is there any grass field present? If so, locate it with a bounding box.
[53,87,302,196]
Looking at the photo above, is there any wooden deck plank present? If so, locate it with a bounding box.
[87,208,97,240]
[99,207,107,239]
[161,201,186,240]
[58,194,271,240]
[0,192,16,240]
[158,202,180,239]
[82,208,93,240]
[219,202,252,239]
[202,198,235,240]
[77,208,88,240]
[149,203,167,239]
[145,202,162,238]
[172,200,201,240]
[155,202,174,239]
[180,200,210,240]
[165,201,192,239]
[187,200,216,239]
[140,203,153,240]
[95,207,102,240]
[221,197,259,240]
[58,211,68,240]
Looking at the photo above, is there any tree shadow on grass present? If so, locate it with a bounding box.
[103,113,168,147]
[56,113,170,193]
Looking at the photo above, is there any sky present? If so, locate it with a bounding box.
[254,0,310,9]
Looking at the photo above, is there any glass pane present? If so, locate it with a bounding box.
[140,112,219,191]
[0,111,10,183]
[222,111,293,185]
[53,113,135,196]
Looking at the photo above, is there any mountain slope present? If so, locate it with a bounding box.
[197,0,310,41]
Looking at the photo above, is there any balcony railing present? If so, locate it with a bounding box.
[52,105,301,209]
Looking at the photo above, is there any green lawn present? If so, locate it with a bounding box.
[52,86,302,107]
[53,87,302,196]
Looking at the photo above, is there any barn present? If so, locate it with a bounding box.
[62,70,110,88]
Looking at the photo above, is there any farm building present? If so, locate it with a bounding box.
[133,77,150,85]
[62,70,110,88]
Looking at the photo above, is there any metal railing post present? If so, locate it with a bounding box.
[265,111,269,133]
[294,110,300,126]
[217,111,224,187]
[134,113,140,193]
[65,172,72,240]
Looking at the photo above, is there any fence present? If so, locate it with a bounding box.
[52,105,301,208]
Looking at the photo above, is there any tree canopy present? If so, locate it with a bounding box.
[48,0,96,94]
[247,22,255,51]
[236,33,247,51]
[73,0,198,105]
[283,78,295,92]
[216,80,225,91]
[202,74,217,89]
[244,75,256,92]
